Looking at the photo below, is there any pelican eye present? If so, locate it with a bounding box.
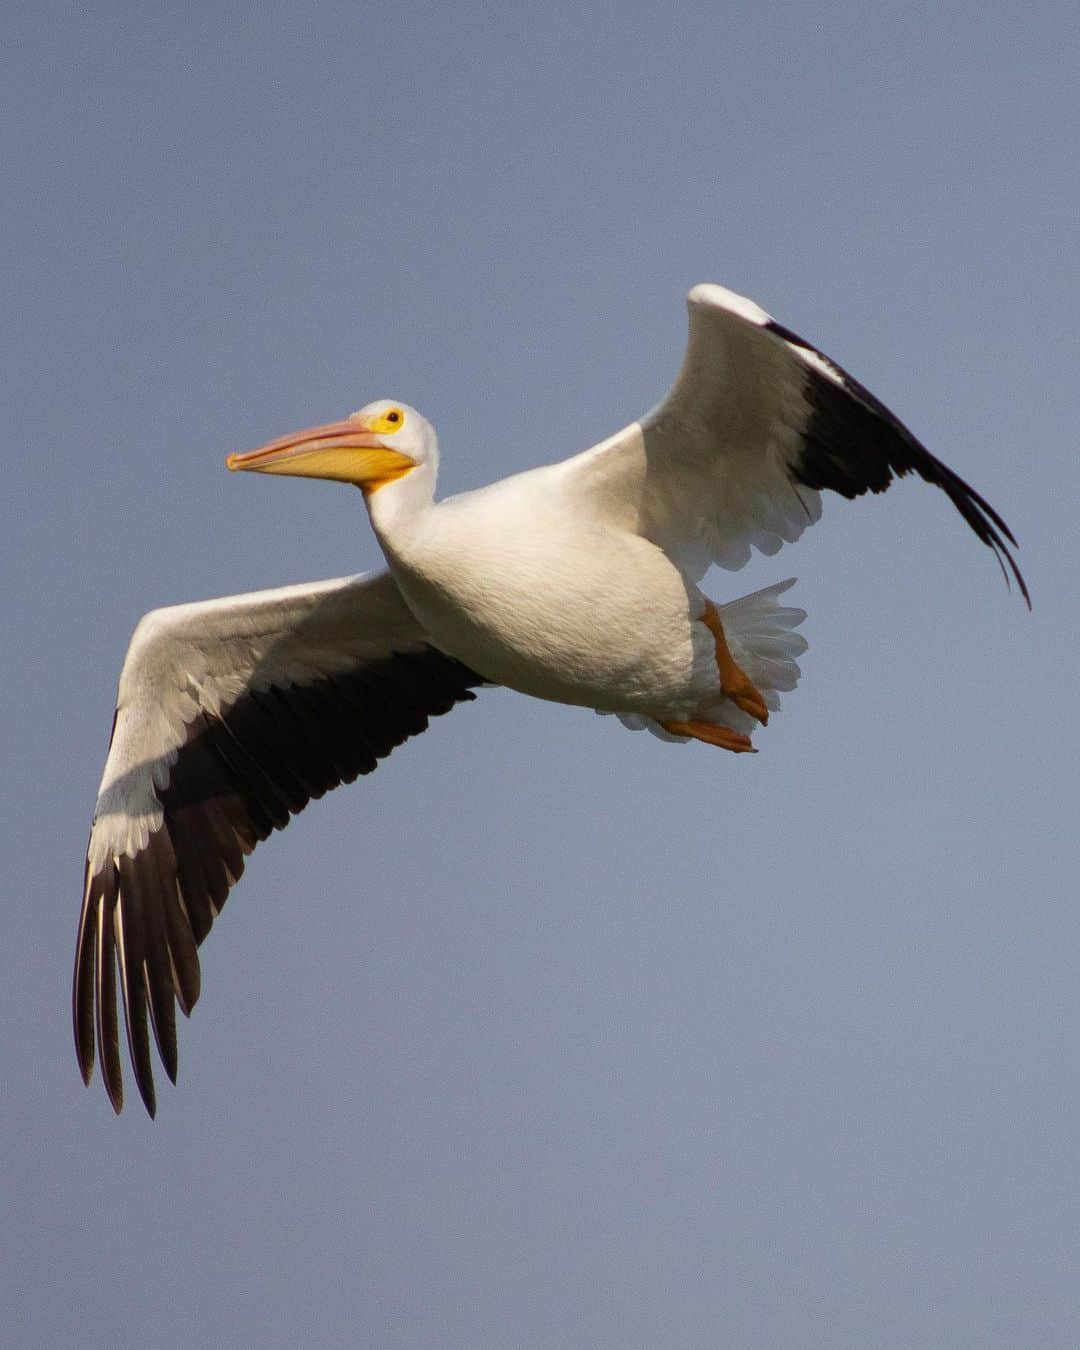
[370,407,405,434]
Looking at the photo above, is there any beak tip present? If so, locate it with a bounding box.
[225,454,240,472]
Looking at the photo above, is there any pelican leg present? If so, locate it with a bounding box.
[701,599,769,726]
[659,720,757,753]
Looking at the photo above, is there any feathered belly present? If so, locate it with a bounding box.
[387,522,708,715]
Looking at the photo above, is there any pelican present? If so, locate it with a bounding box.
[74,283,1028,1115]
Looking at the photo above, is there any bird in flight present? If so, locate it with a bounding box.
[74,283,1028,1115]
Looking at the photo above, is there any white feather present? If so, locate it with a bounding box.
[86,571,426,873]
[552,286,824,581]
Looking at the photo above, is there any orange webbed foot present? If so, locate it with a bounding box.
[700,599,769,727]
[660,720,758,754]
[720,666,770,727]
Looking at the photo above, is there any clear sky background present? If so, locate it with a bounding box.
[4,3,1078,1347]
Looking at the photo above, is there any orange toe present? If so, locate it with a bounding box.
[660,720,757,754]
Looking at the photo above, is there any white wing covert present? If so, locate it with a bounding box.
[561,284,1027,597]
[74,571,486,1115]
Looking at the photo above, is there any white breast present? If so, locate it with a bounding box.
[381,470,709,716]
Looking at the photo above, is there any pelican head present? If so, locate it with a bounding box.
[228,399,437,496]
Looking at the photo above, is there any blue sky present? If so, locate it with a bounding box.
[4,3,1079,1347]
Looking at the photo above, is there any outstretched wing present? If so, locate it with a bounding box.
[74,570,487,1116]
[558,283,1027,598]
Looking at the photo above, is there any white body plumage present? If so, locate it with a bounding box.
[374,466,710,718]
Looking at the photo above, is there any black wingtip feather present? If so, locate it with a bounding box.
[95,868,123,1114]
[140,866,179,1086]
[767,319,1030,606]
[116,856,158,1117]
[73,855,98,1086]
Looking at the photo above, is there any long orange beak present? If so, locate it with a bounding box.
[227,418,416,490]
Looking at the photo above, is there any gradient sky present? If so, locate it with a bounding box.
[5,3,1079,1347]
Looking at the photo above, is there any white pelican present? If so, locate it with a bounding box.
[74,283,1028,1115]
